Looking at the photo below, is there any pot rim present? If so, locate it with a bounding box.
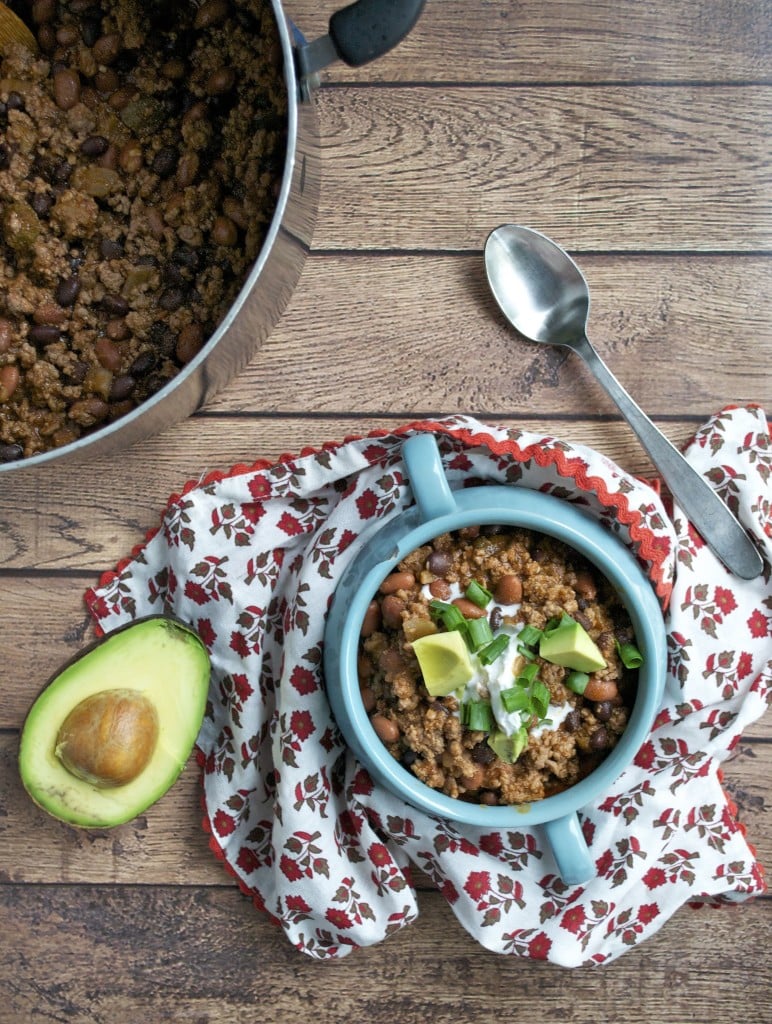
[1,0,299,475]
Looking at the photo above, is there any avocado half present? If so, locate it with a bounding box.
[18,615,210,828]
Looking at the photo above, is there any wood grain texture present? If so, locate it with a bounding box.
[290,0,772,84]
[1,0,770,1017]
[311,87,772,250]
[1,885,770,1024]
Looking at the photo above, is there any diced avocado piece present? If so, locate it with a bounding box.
[487,726,529,764]
[539,615,607,673]
[412,630,474,696]
[18,615,210,828]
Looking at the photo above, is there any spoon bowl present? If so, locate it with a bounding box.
[484,224,763,580]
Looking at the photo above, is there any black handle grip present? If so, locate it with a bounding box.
[329,0,425,67]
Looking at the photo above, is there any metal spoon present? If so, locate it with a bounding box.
[484,223,763,580]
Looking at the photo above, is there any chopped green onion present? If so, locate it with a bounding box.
[429,599,466,632]
[466,616,494,651]
[518,624,543,648]
[565,670,590,694]
[478,634,510,665]
[465,580,493,608]
[531,679,551,718]
[617,640,644,669]
[463,699,494,732]
[501,686,532,714]
[515,661,540,685]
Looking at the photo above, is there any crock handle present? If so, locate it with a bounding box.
[403,433,457,520]
[541,813,595,885]
[330,0,425,66]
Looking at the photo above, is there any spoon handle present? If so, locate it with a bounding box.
[573,335,763,580]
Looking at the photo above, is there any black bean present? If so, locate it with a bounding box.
[427,549,452,576]
[171,245,199,270]
[162,261,184,286]
[0,442,24,462]
[80,134,109,157]
[400,748,418,768]
[489,607,503,632]
[6,91,24,112]
[99,238,123,259]
[136,254,157,267]
[471,741,496,765]
[30,192,54,218]
[109,375,136,402]
[113,49,139,73]
[594,701,613,722]
[101,293,129,316]
[565,709,582,733]
[590,726,609,750]
[52,160,72,184]
[152,146,178,178]
[129,350,157,378]
[67,361,89,384]
[55,276,80,307]
[80,18,101,47]
[159,287,184,312]
[0,145,9,171]
[28,324,60,347]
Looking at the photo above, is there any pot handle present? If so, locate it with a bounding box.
[330,0,425,66]
[541,813,595,885]
[403,433,457,520]
[297,0,425,83]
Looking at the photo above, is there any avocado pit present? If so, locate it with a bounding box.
[55,689,159,788]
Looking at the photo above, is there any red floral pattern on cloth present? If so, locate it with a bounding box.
[85,405,771,965]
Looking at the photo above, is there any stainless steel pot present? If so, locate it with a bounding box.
[1,0,424,474]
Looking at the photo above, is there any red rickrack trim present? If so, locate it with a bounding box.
[84,414,677,629]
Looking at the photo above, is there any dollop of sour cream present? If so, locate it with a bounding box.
[422,581,571,739]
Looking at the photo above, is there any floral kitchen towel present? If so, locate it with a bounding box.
[85,404,771,965]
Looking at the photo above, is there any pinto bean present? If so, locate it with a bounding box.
[575,570,598,601]
[370,714,399,744]
[429,578,451,600]
[379,571,415,595]
[583,675,619,702]
[360,600,381,637]
[381,595,406,630]
[0,365,20,402]
[452,597,486,619]
[359,686,376,714]
[494,573,523,605]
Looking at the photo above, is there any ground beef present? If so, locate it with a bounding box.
[358,526,639,806]
[0,0,286,461]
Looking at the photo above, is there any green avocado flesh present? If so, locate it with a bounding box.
[18,616,210,828]
[539,616,607,673]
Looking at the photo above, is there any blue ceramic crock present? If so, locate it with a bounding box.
[323,433,667,884]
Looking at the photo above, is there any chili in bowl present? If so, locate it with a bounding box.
[324,433,667,885]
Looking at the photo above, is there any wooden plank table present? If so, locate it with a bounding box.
[1,2,770,1020]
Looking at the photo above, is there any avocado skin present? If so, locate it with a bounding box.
[18,615,210,829]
